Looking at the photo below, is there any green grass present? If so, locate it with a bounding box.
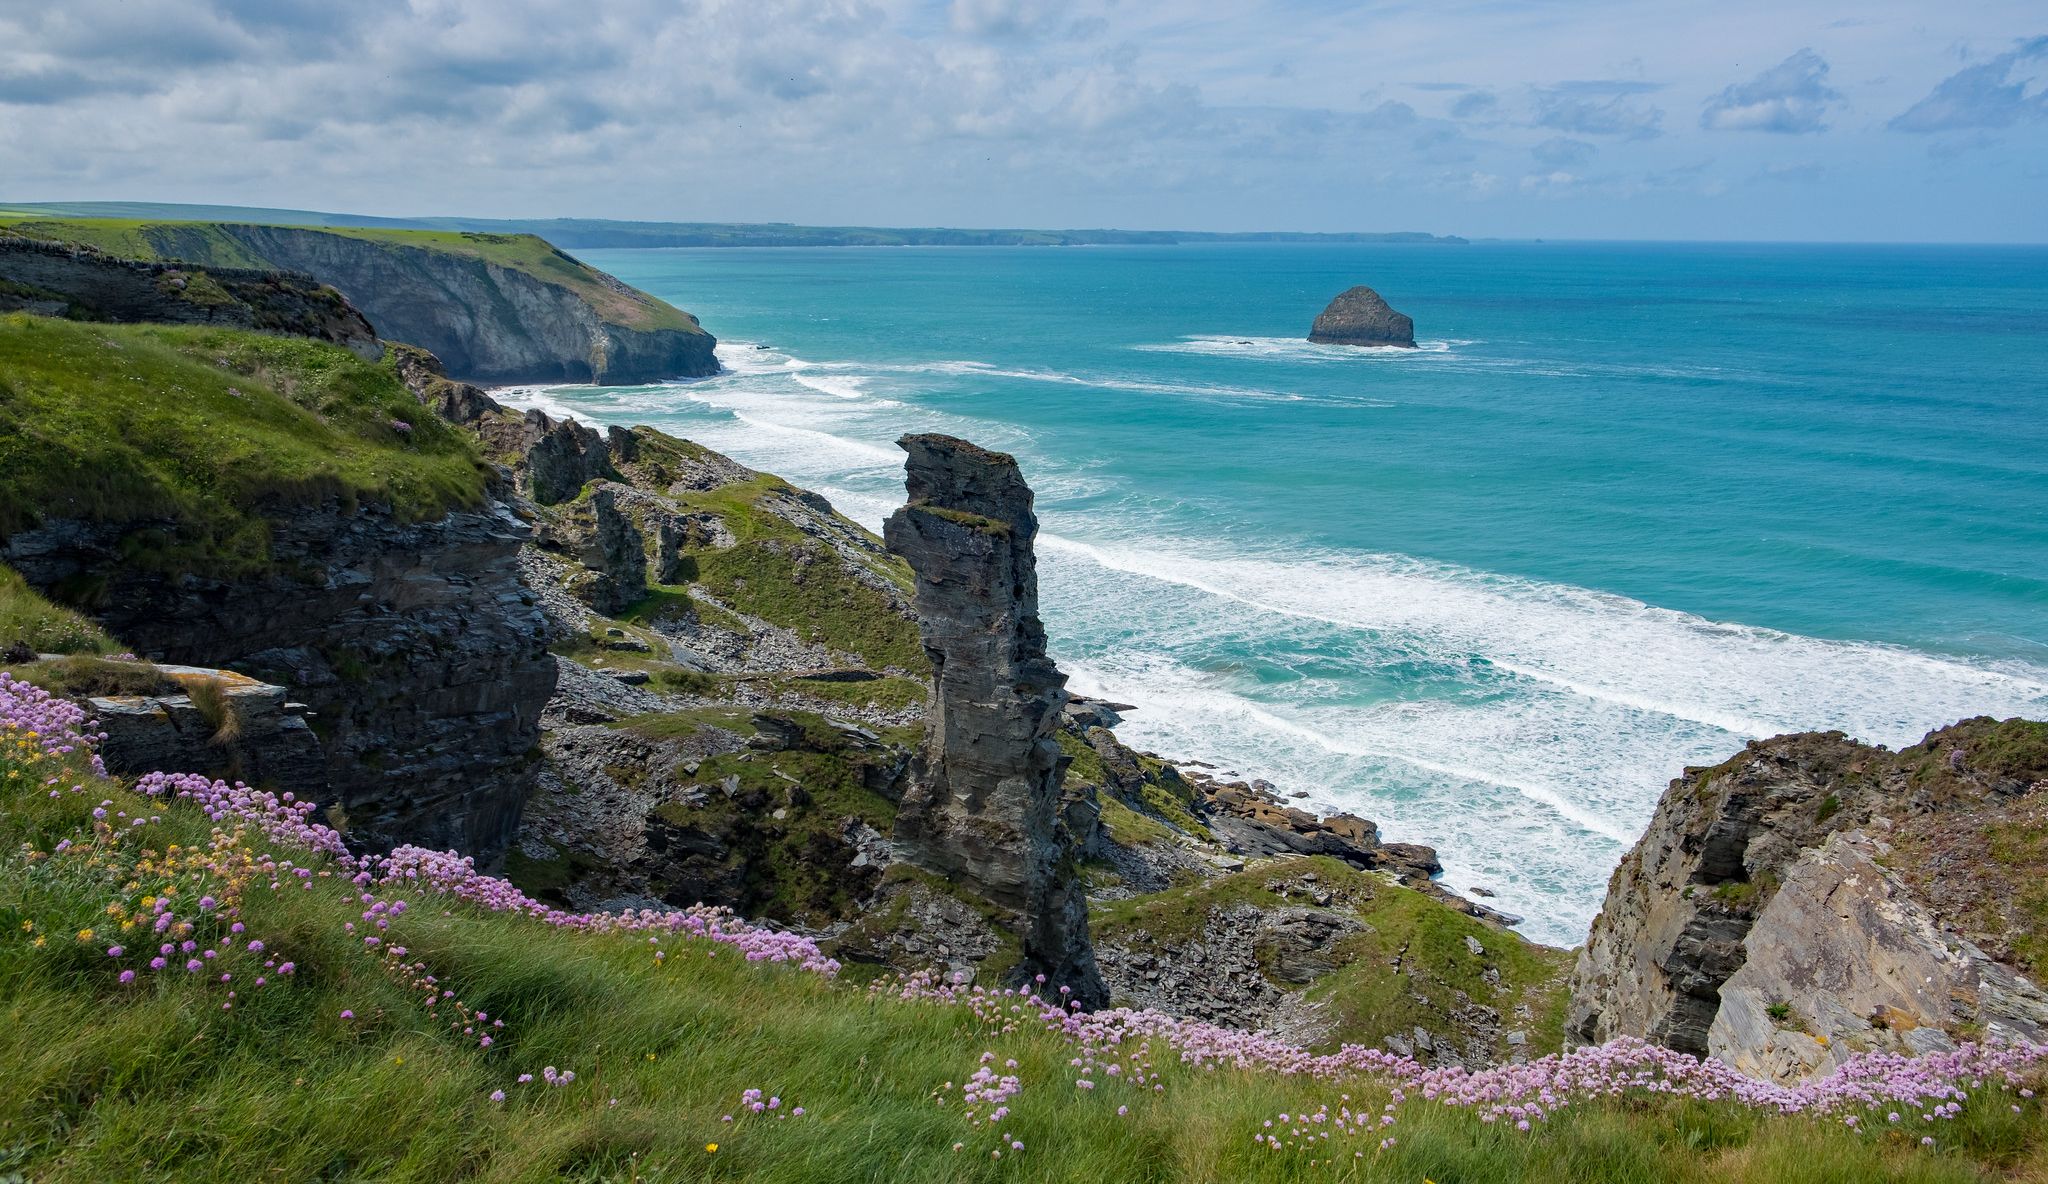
[3,729,2042,1182]
[0,315,487,576]
[0,217,702,335]
[1092,858,1575,1058]
[0,655,178,699]
[0,564,119,655]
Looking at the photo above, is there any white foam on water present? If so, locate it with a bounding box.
[492,343,2048,945]
[791,373,869,400]
[1135,335,1461,361]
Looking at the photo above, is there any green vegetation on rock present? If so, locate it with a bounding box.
[0,315,486,575]
[0,217,702,335]
[1093,858,1574,1057]
[0,564,119,655]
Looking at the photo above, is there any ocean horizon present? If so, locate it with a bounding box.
[499,239,2048,947]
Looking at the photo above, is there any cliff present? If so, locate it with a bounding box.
[0,236,377,355]
[0,217,717,385]
[1567,718,2048,1082]
[883,434,1106,1005]
[0,314,553,856]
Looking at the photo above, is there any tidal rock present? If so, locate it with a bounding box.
[1307,285,1416,348]
[883,433,1106,1006]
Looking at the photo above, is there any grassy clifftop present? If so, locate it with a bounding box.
[5,677,2044,1183]
[0,217,702,336]
[0,314,486,574]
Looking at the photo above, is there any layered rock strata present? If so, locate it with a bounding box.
[883,433,1107,1006]
[88,663,324,791]
[2,495,555,857]
[1567,718,2048,1080]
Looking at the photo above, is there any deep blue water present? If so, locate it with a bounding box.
[505,242,2048,944]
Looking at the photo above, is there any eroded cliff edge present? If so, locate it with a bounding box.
[1567,718,2048,1082]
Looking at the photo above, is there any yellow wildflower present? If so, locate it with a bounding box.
[76,928,94,942]
[705,1144,718,1153]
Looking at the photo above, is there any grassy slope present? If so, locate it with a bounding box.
[4,717,2043,1182]
[0,314,485,576]
[0,216,702,335]
[1091,859,1574,1056]
[0,565,118,655]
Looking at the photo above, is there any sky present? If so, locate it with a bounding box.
[1,0,2044,241]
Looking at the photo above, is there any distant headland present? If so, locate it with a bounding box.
[0,200,1466,249]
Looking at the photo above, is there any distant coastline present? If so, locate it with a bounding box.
[0,200,1465,250]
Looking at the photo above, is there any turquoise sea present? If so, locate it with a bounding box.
[505,242,2048,945]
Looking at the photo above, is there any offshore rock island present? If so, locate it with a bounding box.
[0,212,2043,1182]
[1308,284,1418,347]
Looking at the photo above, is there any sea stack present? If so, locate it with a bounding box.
[1308,284,1416,347]
[883,433,1107,1007]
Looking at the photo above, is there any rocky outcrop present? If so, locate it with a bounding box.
[883,433,1106,1006]
[537,485,647,615]
[1708,832,2048,1083]
[1307,285,1416,347]
[2,495,555,857]
[1567,718,2048,1078]
[89,663,325,791]
[0,235,378,356]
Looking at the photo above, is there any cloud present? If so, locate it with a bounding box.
[1449,90,1498,120]
[1701,49,1840,133]
[1531,136,1595,167]
[1889,36,2048,133]
[949,0,1070,39]
[1534,83,1663,139]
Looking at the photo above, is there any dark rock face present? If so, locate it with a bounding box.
[187,224,718,385]
[883,433,1106,1006]
[539,484,648,616]
[1308,285,1416,348]
[0,236,379,357]
[2,497,556,858]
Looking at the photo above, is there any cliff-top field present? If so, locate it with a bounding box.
[0,314,487,574]
[3,663,2044,1184]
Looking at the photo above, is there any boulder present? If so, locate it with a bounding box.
[1308,285,1416,348]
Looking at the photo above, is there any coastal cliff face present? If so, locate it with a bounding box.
[2,218,718,385]
[0,236,378,355]
[199,225,716,385]
[3,496,555,855]
[1568,718,2048,1082]
[883,434,1106,1005]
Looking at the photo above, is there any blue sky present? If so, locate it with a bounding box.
[1,0,2043,241]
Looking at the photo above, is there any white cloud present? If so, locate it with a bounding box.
[1701,49,1842,133]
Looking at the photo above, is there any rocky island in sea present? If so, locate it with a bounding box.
[1308,284,1417,347]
